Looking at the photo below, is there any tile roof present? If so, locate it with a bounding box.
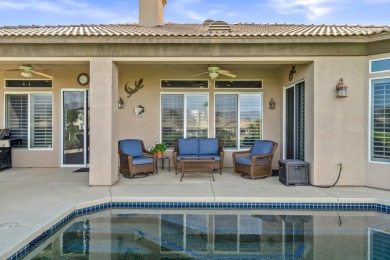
[0,23,389,38]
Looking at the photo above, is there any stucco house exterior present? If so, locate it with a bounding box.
[0,0,389,189]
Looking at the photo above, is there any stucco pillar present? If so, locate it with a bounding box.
[89,59,119,186]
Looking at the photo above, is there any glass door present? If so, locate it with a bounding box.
[61,90,89,166]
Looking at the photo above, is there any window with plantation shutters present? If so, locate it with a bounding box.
[215,94,238,148]
[371,78,390,163]
[186,94,208,138]
[5,93,53,149]
[240,94,262,148]
[161,94,184,147]
[161,94,208,148]
[215,93,262,149]
[6,94,28,148]
[30,94,53,148]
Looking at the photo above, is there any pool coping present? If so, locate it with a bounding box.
[7,199,390,260]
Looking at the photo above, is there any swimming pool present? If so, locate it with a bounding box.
[22,208,390,259]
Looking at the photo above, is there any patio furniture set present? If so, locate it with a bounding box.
[118,138,278,181]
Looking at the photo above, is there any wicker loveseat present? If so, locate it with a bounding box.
[232,140,278,179]
[172,138,224,175]
[118,139,156,178]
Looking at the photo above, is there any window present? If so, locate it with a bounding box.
[371,58,390,73]
[371,78,390,163]
[161,80,208,89]
[5,93,53,149]
[215,93,262,149]
[215,80,263,89]
[161,93,208,147]
[5,80,53,88]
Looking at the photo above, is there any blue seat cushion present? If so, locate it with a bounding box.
[132,157,154,165]
[251,140,273,156]
[199,138,219,155]
[235,157,252,166]
[120,139,143,157]
[177,155,199,161]
[199,155,220,161]
[178,138,198,155]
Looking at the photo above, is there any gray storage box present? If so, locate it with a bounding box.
[279,159,309,186]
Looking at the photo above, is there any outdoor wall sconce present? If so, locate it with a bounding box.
[118,97,124,108]
[336,78,348,98]
[269,98,276,109]
[134,105,145,117]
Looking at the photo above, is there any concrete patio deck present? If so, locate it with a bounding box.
[1,167,390,259]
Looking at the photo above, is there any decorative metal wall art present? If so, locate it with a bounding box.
[125,78,144,97]
[289,66,296,81]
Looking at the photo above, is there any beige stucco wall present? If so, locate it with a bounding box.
[0,65,89,167]
[1,54,389,188]
[312,57,366,186]
[116,64,285,169]
[365,53,390,190]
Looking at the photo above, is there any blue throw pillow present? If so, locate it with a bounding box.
[120,139,143,157]
[251,140,273,156]
[178,138,198,155]
[199,138,219,155]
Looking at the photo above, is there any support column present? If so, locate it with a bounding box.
[89,59,119,186]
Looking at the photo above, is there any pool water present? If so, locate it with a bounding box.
[25,209,390,259]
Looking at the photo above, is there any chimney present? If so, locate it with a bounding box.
[139,0,165,27]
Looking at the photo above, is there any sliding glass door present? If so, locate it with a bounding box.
[61,90,89,166]
[284,81,305,160]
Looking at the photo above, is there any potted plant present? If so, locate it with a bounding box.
[150,143,167,158]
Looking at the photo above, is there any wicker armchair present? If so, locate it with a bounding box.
[118,139,156,178]
[232,140,278,179]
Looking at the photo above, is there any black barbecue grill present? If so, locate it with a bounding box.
[0,128,22,170]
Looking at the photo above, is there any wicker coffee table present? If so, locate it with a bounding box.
[179,158,215,182]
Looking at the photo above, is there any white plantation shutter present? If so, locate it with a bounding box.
[6,94,28,148]
[215,94,238,149]
[240,94,262,148]
[161,93,209,147]
[5,93,52,149]
[30,94,53,148]
[371,78,390,162]
[186,94,208,138]
[161,94,184,147]
[215,93,262,149]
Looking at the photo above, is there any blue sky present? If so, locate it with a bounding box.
[0,0,389,26]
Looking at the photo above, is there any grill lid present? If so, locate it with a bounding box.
[0,129,11,140]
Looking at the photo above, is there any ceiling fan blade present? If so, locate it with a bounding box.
[30,70,53,79]
[191,72,208,77]
[218,70,236,78]
[3,69,21,72]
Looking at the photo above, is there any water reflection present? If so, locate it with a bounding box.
[27,210,390,259]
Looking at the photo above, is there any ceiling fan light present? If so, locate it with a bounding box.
[21,71,33,78]
[209,72,219,79]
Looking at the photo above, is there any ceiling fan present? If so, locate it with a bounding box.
[3,64,53,79]
[192,66,236,79]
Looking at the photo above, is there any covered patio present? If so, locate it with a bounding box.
[1,167,390,259]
